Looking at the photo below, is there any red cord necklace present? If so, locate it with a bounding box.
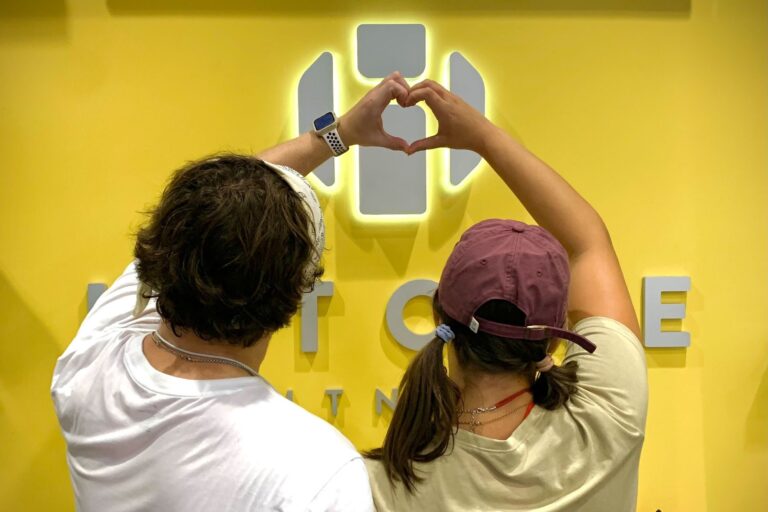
[458,387,533,433]
[459,387,531,415]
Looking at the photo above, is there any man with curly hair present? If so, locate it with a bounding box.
[50,74,411,512]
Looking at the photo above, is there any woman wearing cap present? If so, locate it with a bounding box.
[365,80,648,511]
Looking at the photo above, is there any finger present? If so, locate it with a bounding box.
[380,80,409,108]
[377,72,408,95]
[409,79,448,98]
[387,73,411,96]
[391,77,411,107]
[407,135,446,154]
[380,134,409,152]
[383,70,405,84]
[404,87,446,112]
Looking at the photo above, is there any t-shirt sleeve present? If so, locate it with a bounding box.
[52,261,159,396]
[364,458,401,512]
[307,458,375,512]
[563,316,648,433]
[65,261,159,356]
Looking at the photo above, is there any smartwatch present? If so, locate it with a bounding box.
[313,112,348,156]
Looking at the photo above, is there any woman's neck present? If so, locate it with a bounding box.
[458,371,532,411]
[454,369,534,439]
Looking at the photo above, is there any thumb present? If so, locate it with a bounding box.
[407,135,446,155]
[380,134,409,152]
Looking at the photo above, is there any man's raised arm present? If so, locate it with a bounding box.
[258,72,410,174]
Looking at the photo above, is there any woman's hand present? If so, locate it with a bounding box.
[404,79,497,156]
[338,72,411,152]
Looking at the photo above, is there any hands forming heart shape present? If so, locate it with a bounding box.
[338,71,494,157]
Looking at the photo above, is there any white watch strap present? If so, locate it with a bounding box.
[321,128,348,156]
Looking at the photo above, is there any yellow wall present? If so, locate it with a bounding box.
[1,0,766,510]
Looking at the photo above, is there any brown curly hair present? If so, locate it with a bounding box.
[134,154,323,347]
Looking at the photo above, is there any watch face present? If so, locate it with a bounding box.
[313,112,336,131]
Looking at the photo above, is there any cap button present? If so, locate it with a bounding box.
[511,225,525,233]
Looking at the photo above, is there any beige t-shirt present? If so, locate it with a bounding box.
[366,317,648,512]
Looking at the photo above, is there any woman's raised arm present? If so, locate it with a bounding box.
[406,80,640,338]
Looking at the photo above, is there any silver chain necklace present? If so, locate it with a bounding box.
[151,331,259,377]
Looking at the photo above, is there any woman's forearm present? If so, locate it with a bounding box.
[478,124,611,257]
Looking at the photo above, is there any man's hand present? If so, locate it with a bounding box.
[338,72,411,152]
[404,79,496,156]
[257,72,411,174]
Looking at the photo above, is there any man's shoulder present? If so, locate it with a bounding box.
[248,389,359,457]
[231,383,360,465]
[227,388,367,505]
[52,327,138,393]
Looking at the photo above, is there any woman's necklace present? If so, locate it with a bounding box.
[151,331,259,377]
[458,401,533,433]
[458,387,531,432]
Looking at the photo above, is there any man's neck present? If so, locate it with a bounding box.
[142,322,270,380]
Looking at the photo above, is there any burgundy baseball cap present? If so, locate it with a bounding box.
[437,219,596,353]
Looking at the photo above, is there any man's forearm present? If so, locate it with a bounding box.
[479,125,610,257]
[257,73,408,175]
[257,131,336,176]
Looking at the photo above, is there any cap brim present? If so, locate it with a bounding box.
[475,318,597,353]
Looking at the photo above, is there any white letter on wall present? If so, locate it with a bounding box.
[643,276,691,348]
[385,279,437,351]
[300,281,334,353]
[375,388,399,416]
[325,388,343,417]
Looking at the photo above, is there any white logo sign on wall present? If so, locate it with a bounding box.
[298,23,486,216]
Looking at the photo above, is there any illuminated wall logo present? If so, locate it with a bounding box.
[297,23,486,217]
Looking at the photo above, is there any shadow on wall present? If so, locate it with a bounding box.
[0,1,68,42]
[745,363,768,449]
[0,271,72,509]
[645,348,687,368]
[106,0,691,17]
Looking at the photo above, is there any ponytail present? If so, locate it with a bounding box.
[531,359,578,409]
[366,337,460,493]
[367,299,580,493]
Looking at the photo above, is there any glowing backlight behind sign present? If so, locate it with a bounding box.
[297,23,486,219]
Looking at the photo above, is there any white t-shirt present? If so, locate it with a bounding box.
[366,317,648,512]
[51,262,374,512]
